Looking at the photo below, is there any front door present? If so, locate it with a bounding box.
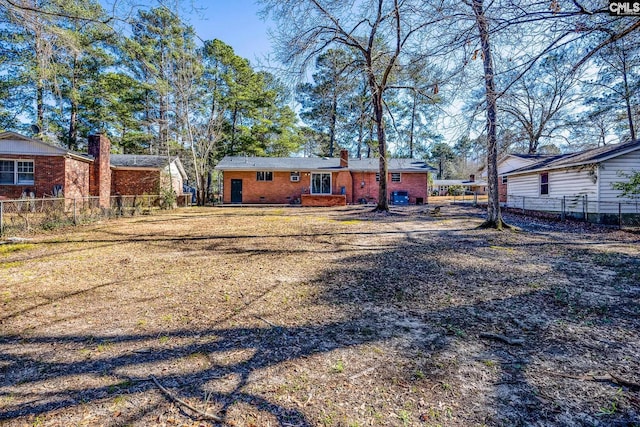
[231,179,242,203]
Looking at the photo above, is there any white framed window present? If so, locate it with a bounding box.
[375,173,380,182]
[290,171,300,182]
[256,171,273,181]
[391,172,401,182]
[501,175,508,184]
[17,161,34,184]
[0,159,34,185]
[311,172,331,194]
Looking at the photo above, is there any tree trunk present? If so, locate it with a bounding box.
[620,53,636,141]
[329,91,337,157]
[409,91,416,158]
[472,0,506,229]
[371,86,389,212]
[67,55,79,149]
[357,119,364,159]
[231,103,238,153]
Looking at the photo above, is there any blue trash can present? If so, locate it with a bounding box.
[392,191,409,205]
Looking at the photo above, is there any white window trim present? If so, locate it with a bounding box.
[501,175,508,184]
[310,172,332,195]
[290,171,300,182]
[256,171,273,181]
[391,172,401,182]
[0,159,35,185]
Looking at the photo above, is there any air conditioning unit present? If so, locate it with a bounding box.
[291,175,300,182]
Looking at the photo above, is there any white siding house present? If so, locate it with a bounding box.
[503,140,640,218]
[479,153,552,202]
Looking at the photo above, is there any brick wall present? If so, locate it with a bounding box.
[301,194,346,206]
[88,134,111,208]
[112,169,160,195]
[0,155,69,199]
[498,178,507,202]
[352,172,428,204]
[334,170,353,203]
[63,158,90,200]
[222,169,429,205]
[223,171,309,204]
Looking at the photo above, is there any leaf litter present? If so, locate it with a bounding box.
[0,204,638,426]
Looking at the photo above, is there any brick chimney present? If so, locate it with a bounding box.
[340,149,349,168]
[469,174,475,182]
[88,134,111,209]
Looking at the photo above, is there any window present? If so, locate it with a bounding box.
[0,160,14,184]
[290,171,300,182]
[391,173,401,182]
[0,160,34,185]
[256,171,273,181]
[311,173,331,194]
[540,172,549,195]
[17,161,34,184]
[375,173,380,182]
[501,175,508,184]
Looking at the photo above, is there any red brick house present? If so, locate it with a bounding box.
[0,131,92,201]
[0,132,187,207]
[111,154,187,197]
[215,150,435,206]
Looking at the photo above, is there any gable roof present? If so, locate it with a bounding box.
[215,156,436,173]
[111,154,172,169]
[434,179,488,186]
[0,131,92,162]
[504,140,640,176]
[110,154,187,179]
[349,158,436,172]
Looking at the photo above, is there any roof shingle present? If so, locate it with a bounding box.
[505,140,640,175]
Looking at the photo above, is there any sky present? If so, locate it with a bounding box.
[184,1,275,66]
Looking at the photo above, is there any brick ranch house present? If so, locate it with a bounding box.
[215,150,436,206]
[0,131,187,207]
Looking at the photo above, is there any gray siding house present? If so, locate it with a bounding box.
[503,140,640,216]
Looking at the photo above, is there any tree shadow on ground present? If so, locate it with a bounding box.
[1,207,639,426]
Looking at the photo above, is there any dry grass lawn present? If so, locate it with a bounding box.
[1,205,639,427]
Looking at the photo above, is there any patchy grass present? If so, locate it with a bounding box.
[0,243,33,256]
[0,205,638,426]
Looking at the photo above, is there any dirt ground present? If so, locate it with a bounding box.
[1,204,639,427]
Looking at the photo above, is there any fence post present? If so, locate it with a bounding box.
[619,203,622,230]
[584,195,588,222]
[0,201,3,236]
[561,196,566,221]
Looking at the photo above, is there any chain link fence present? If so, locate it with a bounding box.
[505,195,640,230]
[0,194,191,236]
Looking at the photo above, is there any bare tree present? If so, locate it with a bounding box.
[500,50,583,154]
[469,0,506,229]
[260,0,439,212]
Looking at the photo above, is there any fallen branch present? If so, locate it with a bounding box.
[479,333,524,346]
[609,373,640,391]
[349,366,376,381]
[151,375,224,423]
[255,315,277,328]
[549,372,640,391]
